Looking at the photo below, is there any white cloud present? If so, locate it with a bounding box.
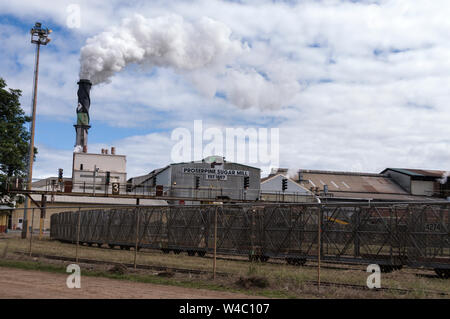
[1,0,450,177]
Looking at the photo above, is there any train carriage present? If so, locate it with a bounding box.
[50,202,450,278]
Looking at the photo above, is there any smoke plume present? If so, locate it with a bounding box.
[80,14,245,85]
[79,14,298,109]
[438,171,450,184]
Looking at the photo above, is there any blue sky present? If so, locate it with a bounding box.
[0,0,449,179]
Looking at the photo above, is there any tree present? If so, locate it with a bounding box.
[0,77,37,205]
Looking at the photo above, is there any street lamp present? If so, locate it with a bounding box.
[21,22,51,239]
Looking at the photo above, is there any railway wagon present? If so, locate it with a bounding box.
[50,202,450,277]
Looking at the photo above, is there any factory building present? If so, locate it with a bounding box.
[260,174,317,202]
[268,168,443,202]
[129,156,261,203]
[10,176,167,232]
[71,148,127,194]
[381,168,450,199]
[0,206,12,233]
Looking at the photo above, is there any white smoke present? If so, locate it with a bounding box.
[80,14,245,85]
[73,145,83,153]
[221,69,300,110]
[79,14,298,109]
[268,168,298,180]
[438,171,450,184]
[287,168,299,180]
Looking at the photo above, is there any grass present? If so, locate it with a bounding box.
[0,258,294,299]
[1,235,449,299]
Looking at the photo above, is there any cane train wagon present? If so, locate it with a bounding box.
[50,202,450,277]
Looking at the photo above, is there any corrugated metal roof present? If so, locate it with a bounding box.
[382,168,446,178]
[129,166,170,187]
[32,177,72,188]
[321,192,431,201]
[298,171,408,196]
[27,195,167,206]
[299,169,383,177]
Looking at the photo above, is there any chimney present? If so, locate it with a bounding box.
[111,147,116,155]
[74,79,92,151]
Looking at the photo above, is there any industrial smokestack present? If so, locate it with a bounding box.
[74,79,92,152]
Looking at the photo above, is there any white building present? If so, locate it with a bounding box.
[260,173,317,202]
[71,148,127,194]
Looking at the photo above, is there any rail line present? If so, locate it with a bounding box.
[13,251,449,297]
[14,251,230,277]
[50,203,450,279]
[66,240,443,276]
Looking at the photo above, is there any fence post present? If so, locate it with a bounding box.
[28,208,35,256]
[213,206,218,280]
[354,207,361,257]
[317,206,322,292]
[134,208,140,269]
[76,207,81,263]
[39,194,46,240]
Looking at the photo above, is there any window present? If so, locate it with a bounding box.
[80,164,84,170]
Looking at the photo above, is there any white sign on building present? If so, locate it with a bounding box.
[182,167,249,176]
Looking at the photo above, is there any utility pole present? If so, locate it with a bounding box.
[93,165,99,195]
[22,22,51,239]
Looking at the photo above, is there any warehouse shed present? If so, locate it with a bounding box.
[260,174,317,202]
[129,156,261,203]
[269,169,442,202]
[381,168,450,198]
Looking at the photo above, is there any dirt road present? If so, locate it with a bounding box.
[0,267,262,299]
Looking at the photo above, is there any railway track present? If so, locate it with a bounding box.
[13,251,449,297]
[14,251,230,277]
[50,203,450,280]
[95,244,368,272]
[61,241,442,277]
[198,252,436,275]
[69,241,371,271]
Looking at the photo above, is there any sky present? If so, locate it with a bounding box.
[0,0,449,179]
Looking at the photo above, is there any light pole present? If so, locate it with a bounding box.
[21,22,51,239]
[93,165,99,195]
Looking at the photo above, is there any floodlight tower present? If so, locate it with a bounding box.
[21,22,51,239]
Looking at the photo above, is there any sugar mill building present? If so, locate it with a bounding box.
[71,147,127,194]
[129,155,261,203]
[381,168,450,199]
[10,145,141,232]
[10,175,167,232]
[268,168,445,202]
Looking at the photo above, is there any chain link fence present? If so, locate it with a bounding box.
[47,202,450,275]
[1,201,448,296]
